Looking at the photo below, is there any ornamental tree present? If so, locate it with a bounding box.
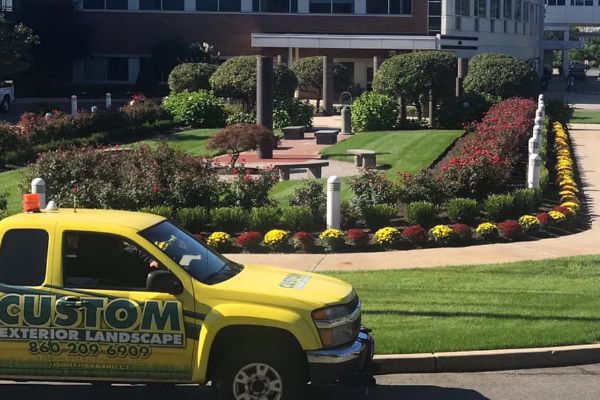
[463,53,540,99]
[207,124,276,167]
[291,56,352,109]
[0,14,38,78]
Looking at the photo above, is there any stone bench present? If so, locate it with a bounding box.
[347,149,377,169]
[282,126,306,140]
[273,160,330,180]
[314,129,339,145]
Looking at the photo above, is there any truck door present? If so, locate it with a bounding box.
[0,228,54,377]
[49,228,198,382]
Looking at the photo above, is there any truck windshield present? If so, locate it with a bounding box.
[140,221,243,285]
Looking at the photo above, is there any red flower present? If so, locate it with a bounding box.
[402,225,428,244]
[451,224,472,241]
[235,231,263,250]
[498,220,523,239]
[346,229,370,247]
[536,212,550,226]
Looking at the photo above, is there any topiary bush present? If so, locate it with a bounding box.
[399,169,451,206]
[445,198,479,224]
[168,63,218,93]
[483,193,516,222]
[280,206,319,232]
[140,205,174,219]
[273,99,313,129]
[546,99,574,125]
[162,90,226,128]
[291,56,351,109]
[348,170,399,210]
[362,204,397,231]
[223,168,278,209]
[404,201,437,228]
[351,92,398,133]
[174,207,210,233]
[273,63,298,100]
[248,206,280,233]
[289,180,326,221]
[513,188,542,215]
[463,53,540,99]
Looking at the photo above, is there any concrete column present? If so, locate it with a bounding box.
[184,0,195,11]
[456,58,468,97]
[128,0,139,10]
[322,55,334,116]
[71,95,78,116]
[288,48,294,66]
[373,56,379,76]
[257,56,274,159]
[128,57,140,84]
[563,29,570,78]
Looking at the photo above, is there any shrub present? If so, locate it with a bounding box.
[402,225,428,245]
[273,63,299,100]
[223,168,279,209]
[207,124,277,167]
[373,227,403,249]
[162,90,226,128]
[273,99,313,129]
[475,222,499,240]
[498,220,523,239]
[174,207,209,233]
[436,94,491,129]
[121,96,169,125]
[226,112,256,126]
[23,144,223,211]
[280,206,318,232]
[341,202,361,230]
[0,122,20,165]
[235,231,263,252]
[483,194,515,222]
[168,63,217,93]
[319,228,345,252]
[348,170,399,210]
[404,201,437,228]
[346,229,370,248]
[362,204,397,230]
[264,229,289,251]
[451,223,472,242]
[0,192,8,220]
[248,206,280,233]
[513,188,541,215]
[207,231,232,252]
[463,53,540,99]
[210,207,248,234]
[545,99,574,125]
[351,92,398,133]
[289,180,326,219]
[292,231,315,252]
[519,215,541,235]
[445,198,479,224]
[429,225,454,245]
[291,56,352,109]
[398,170,450,206]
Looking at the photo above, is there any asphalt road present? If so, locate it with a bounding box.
[3,364,600,400]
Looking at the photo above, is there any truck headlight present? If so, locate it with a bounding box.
[312,297,361,348]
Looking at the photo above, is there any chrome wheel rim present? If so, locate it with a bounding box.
[233,362,283,400]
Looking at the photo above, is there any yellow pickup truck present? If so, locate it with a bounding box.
[0,208,373,399]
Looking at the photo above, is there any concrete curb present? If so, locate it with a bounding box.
[372,343,600,375]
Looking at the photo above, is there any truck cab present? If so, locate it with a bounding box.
[0,209,373,399]
[0,81,14,113]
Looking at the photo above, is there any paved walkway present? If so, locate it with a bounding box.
[225,123,600,272]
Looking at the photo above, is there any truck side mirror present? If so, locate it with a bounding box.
[146,270,183,295]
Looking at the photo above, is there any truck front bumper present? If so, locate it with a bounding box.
[306,327,374,384]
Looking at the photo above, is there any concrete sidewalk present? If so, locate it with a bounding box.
[225,123,600,272]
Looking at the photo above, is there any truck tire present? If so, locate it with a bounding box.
[0,96,9,113]
[214,342,305,400]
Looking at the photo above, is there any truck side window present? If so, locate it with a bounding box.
[63,231,159,290]
[0,229,49,286]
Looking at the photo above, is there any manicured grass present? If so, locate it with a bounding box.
[137,128,219,157]
[0,169,24,215]
[321,130,463,174]
[270,130,462,204]
[329,256,600,354]
[573,110,600,124]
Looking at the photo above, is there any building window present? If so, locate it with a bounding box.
[514,0,522,20]
[140,0,161,9]
[163,0,184,10]
[490,18,495,32]
[220,0,241,11]
[428,0,441,35]
[0,230,48,287]
[455,0,470,16]
[253,0,297,12]
[310,0,354,13]
[491,0,500,18]
[546,0,565,4]
[83,57,129,82]
[504,0,512,18]
[523,0,529,21]
[571,0,593,4]
[197,0,218,10]
[0,0,13,12]
[474,17,479,31]
[196,0,240,11]
[366,0,411,14]
[455,16,462,30]
[504,19,508,32]
[474,0,486,17]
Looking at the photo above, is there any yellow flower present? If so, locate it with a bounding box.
[319,228,344,240]
[548,210,566,222]
[518,215,541,234]
[374,227,402,248]
[264,229,289,247]
[429,225,453,243]
[207,232,231,249]
[561,201,580,213]
[475,222,498,240]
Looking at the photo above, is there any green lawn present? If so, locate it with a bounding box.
[270,130,462,205]
[572,110,600,124]
[329,255,600,355]
[136,128,219,157]
[0,169,24,215]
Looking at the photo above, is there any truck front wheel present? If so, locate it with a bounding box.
[214,344,304,400]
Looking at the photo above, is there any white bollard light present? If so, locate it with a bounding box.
[31,178,46,209]
[533,124,542,139]
[71,95,78,116]
[538,94,544,103]
[527,153,542,189]
[91,106,98,113]
[106,93,112,110]
[44,112,52,121]
[528,136,540,155]
[327,176,341,230]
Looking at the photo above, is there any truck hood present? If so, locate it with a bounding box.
[206,264,355,311]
